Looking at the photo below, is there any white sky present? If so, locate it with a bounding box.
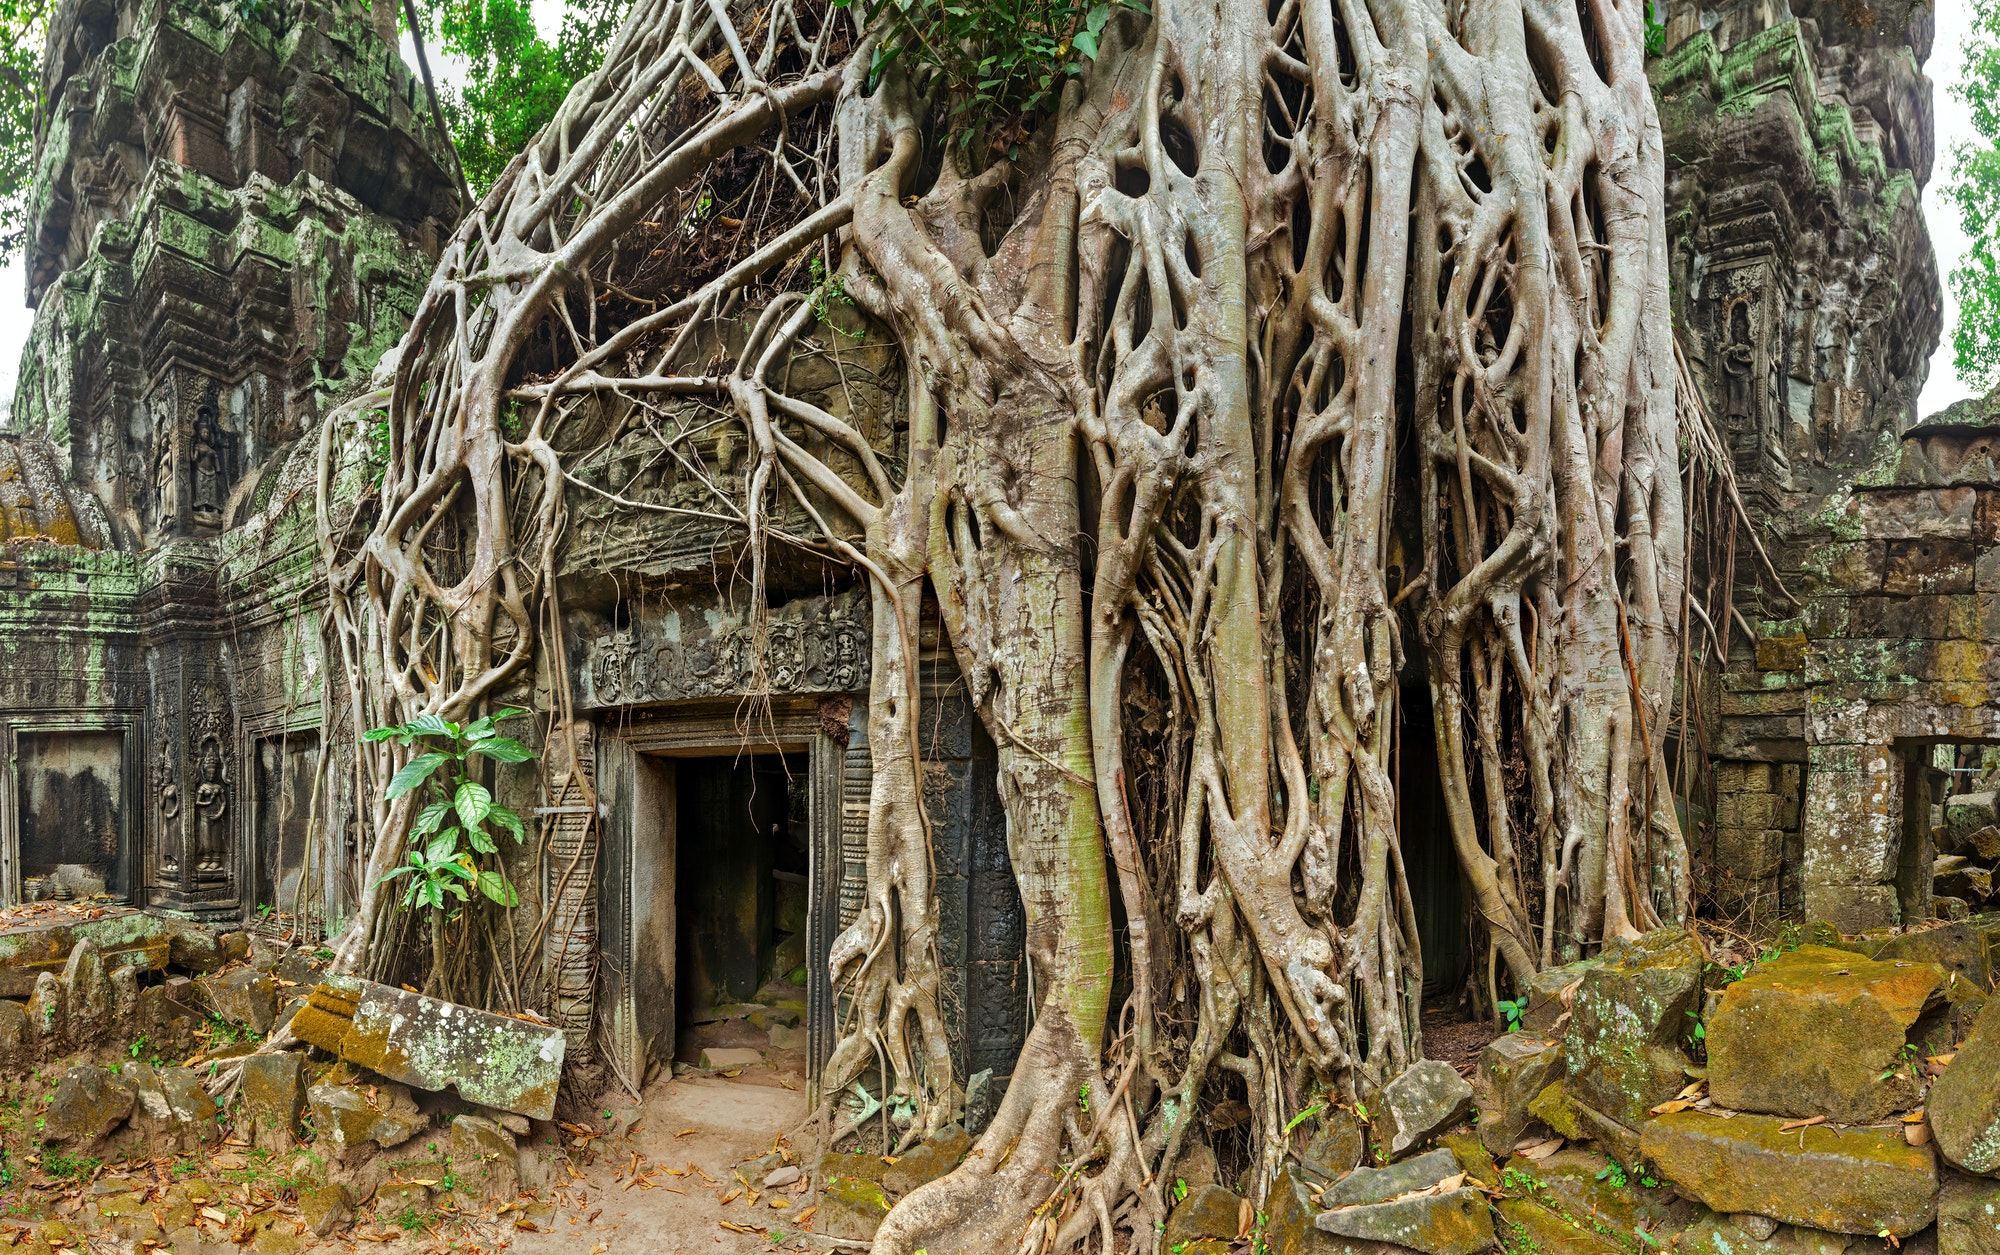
[0,7,1984,422]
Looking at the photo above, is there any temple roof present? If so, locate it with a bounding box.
[0,431,110,548]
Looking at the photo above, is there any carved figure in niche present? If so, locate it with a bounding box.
[1720,295,1793,489]
[193,735,229,879]
[191,404,226,528]
[149,391,177,533]
[157,750,183,880]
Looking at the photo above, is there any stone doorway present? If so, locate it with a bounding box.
[9,726,135,903]
[1909,741,2000,924]
[671,752,811,1050]
[250,731,324,936]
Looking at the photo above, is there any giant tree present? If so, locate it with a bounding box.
[314,0,1688,1246]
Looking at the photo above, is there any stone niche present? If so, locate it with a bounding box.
[13,730,131,902]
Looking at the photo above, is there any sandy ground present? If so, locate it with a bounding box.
[510,1070,811,1255]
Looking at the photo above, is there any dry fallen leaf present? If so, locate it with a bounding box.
[1650,1099,1696,1115]
[1515,1137,1564,1161]
[1905,1122,1932,1147]
[719,1221,765,1235]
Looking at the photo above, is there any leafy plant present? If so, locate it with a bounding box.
[365,709,536,911]
[1948,0,2000,393]
[1594,1159,1628,1190]
[843,0,1148,154]
[1498,997,1525,1033]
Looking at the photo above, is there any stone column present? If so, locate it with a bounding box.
[1799,741,1904,932]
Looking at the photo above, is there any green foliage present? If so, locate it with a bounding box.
[847,0,1147,154]
[38,1147,99,1180]
[1950,0,2000,393]
[364,708,536,912]
[1497,997,1525,1033]
[410,0,627,193]
[0,0,47,256]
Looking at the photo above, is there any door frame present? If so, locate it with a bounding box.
[597,701,846,1096]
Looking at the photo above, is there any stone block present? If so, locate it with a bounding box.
[199,968,278,1035]
[126,1063,218,1148]
[306,1084,377,1152]
[1885,538,1977,595]
[239,1052,305,1152]
[296,1184,352,1237]
[1950,796,2000,852]
[1940,866,1995,904]
[1163,1184,1242,1249]
[1560,928,1703,1128]
[1640,1110,1938,1237]
[290,976,563,1120]
[817,1151,889,1184]
[1942,1169,2000,1255]
[42,1064,134,1142]
[1707,944,1943,1122]
[1757,630,1807,672]
[1932,994,2000,1177]
[881,1123,970,1196]
[1374,1059,1473,1158]
[0,910,172,998]
[1493,1197,1623,1254]
[699,1047,763,1071]
[1321,1149,1459,1206]
[818,1176,891,1240]
[1316,1187,1495,1255]
[1803,880,1901,936]
[1304,1106,1367,1176]
[1266,1165,1408,1255]
[448,1114,520,1201]
[1473,1033,1560,1157]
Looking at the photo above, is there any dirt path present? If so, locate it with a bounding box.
[512,1072,811,1255]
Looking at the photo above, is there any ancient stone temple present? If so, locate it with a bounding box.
[1,0,1032,1096]
[1658,0,1956,933]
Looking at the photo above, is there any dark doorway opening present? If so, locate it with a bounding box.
[252,733,321,935]
[17,731,127,902]
[1399,684,1468,1003]
[674,752,811,1053]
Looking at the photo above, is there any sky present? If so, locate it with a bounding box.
[0,6,1985,423]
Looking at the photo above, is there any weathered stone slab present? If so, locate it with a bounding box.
[818,1176,892,1240]
[1266,1166,1412,1255]
[1950,796,2000,856]
[1473,1033,1559,1156]
[1561,928,1703,1129]
[1707,944,1943,1123]
[43,1064,133,1142]
[1640,1110,1938,1237]
[0,910,170,998]
[239,1052,305,1152]
[1492,1198,1622,1255]
[448,1114,521,1201]
[290,976,563,1120]
[1163,1184,1242,1249]
[1836,915,2000,989]
[1932,994,2000,1177]
[1321,1149,1460,1207]
[1315,1187,1493,1255]
[1305,1106,1368,1177]
[1943,1168,2000,1255]
[1375,1059,1474,1158]
[125,1063,218,1148]
[198,968,278,1035]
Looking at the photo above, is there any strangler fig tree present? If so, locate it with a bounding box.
[313,0,1689,1244]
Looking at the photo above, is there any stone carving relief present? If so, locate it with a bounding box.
[146,654,239,912]
[578,589,870,709]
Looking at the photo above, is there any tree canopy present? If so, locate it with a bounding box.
[1949,0,2000,392]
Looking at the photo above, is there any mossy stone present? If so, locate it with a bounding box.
[1493,1196,1625,1255]
[1932,993,2000,1177]
[818,1176,891,1240]
[1640,1110,1938,1237]
[1561,928,1703,1130]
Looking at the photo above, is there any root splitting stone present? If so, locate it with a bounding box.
[882,1123,971,1196]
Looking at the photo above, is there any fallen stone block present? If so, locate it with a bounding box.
[1474,1033,1560,1156]
[239,1052,306,1152]
[296,1184,352,1238]
[1672,1213,1858,1255]
[290,976,563,1120]
[1321,1149,1460,1207]
[882,1122,971,1196]
[1640,1109,1938,1237]
[199,968,278,1036]
[818,1176,892,1240]
[1316,1186,1494,1255]
[1164,1183,1243,1250]
[1493,1197,1623,1255]
[1943,1169,2000,1255]
[1562,927,1704,1129]
[1941,867,1996,905]
[1707,944,1943,1123]
[1375,1059,1474,1158]
[699,1046,763,1072]
[448,1114,521,1201]
[817,1151,889,1184]
[1948,795,1999,855]
[43,1064,133,1142]
[1518,957,1603,1034]
[125,1063,219,1148]
[307,1084,378,1152]
[0,910,171,999]
[1837,916,2000,990]
[1305,1106,1368,1177]
[1932,994,2000,1177]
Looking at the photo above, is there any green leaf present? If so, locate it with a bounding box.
[387,752,449,800]
[490,806,527,842]
[412,800,454,837]
[467,827,498,855]
[376,865,417,884]
[407,714,459,740]
[469,737,535,764]
[362,725,403,742]
[476,870,519,907]
[455,780,494,829]
[1283,1102,1325,1135]
[426,830,460,865]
